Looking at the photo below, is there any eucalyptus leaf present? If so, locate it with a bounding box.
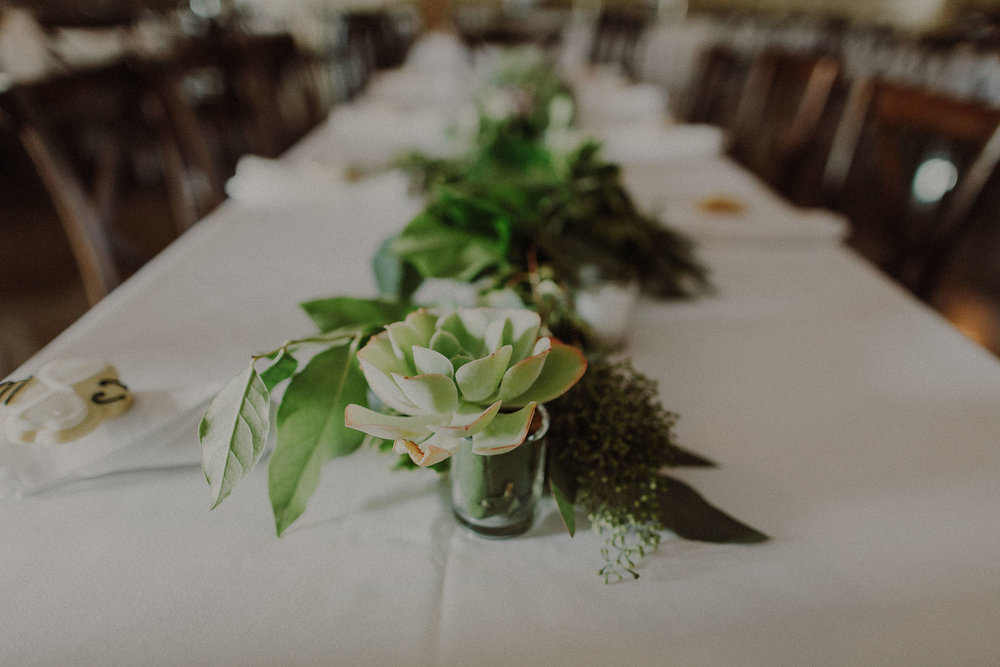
[654,475,768,544]
[301,296,414,333]
[269,342,368,535]
[200,363,270,509]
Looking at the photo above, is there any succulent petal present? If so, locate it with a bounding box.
[471,402,537,454]
[393,373,459,415]
[404,309,437,341]
[455,345,512,402]
[412,345,454,377]
[505,310,542,362]
[429,329,462,359]
[386,321,427,369]
[484,316,513,354]
[503,340,588,408]
[344,404,436,441]
[437,310,482,356]
[426,400,501,438]
[393,435,455,467]
[357,333,409,376]
[493,345,549,402]
[359,360,419,414]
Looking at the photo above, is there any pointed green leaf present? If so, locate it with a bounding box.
[200,363,270,509]
[270,343,368,535]
[300,296,413,333]
[654,475,769,543]
[667,445,717,468]
[550,476,576,537]
[259,350,298,392]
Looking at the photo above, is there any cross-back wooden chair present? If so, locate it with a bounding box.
[589,9,652,81]
[821,77,1000,300]
[727,48,841,201]
[0,61,205,305]
[682,44,748,129]
[151,29,308,174]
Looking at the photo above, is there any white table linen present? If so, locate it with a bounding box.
[3,52,1000,666]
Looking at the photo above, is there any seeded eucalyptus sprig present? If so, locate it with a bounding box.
[546,358,767,582]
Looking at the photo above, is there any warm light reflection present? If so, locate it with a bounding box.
[938,287,999,351]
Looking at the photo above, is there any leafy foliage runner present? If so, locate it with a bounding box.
[198,46,768,581]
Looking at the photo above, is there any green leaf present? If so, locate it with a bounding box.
[200,363,271,509]
[300,296,413,333]
[259,350,298,392]
[373,236,424,301]
[667,444,717,468]
[654,475,768,544]
[269,342,368,535]
[549,476,576,537]
[391,219,505,282]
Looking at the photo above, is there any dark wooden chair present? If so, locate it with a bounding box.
[589,9,653,81]
[727,48,841,202]
[150,30,314,175]
[682,44,748,129]
[0,62,206,304]
[821,77,1000,299]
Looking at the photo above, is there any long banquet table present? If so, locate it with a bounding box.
[3,38,1000,666]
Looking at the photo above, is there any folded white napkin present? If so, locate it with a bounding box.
[0,383,219,498]
[225,155,413,209]
[598,123,725,165]
[324,104,466,169]
[573,71,669,129]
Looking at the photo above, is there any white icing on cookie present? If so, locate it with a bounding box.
[0,358,132,445]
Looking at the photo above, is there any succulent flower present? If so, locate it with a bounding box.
[345,307,586,466]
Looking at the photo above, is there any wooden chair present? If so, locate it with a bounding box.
[821,78,1000,299]
[0,62,205,305]
[727,48,841,202]
[150,30,310,174]
[682,44,748,129]
[589,9,652,81]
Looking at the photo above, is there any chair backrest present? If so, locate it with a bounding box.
[589,9,652,81]
[822,77,1000,299]
[727,48,841,200]
[682,44,749,129]
[0,60,219,305]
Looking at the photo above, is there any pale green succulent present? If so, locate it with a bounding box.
[345,307,586,466]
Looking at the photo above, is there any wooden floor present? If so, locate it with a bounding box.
[3,138,1000,378]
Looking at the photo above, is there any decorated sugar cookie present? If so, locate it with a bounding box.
[0,358,132,445]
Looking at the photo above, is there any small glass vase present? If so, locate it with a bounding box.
[574,264,640,347]
[450,405,549,538]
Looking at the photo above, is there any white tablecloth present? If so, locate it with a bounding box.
[3,47,1000,665]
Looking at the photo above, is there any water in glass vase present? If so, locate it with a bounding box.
[450,405,549,538]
